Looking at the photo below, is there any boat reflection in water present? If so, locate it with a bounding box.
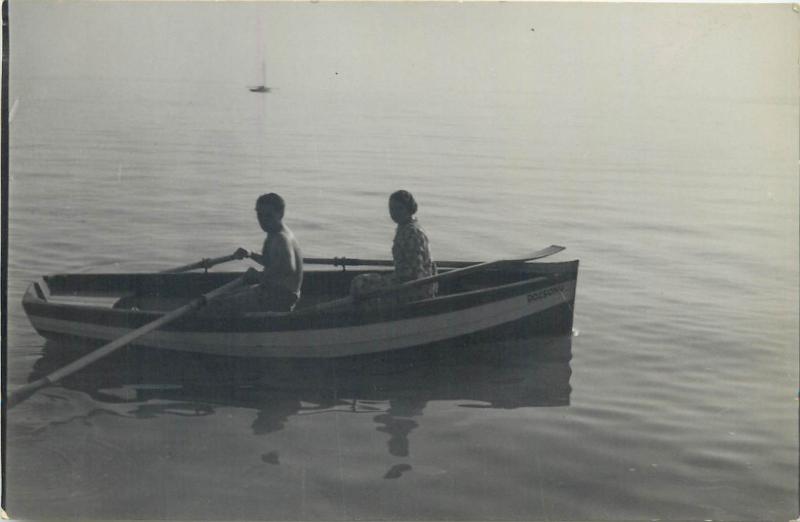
[27,334,572,458]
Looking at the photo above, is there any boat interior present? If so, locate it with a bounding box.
[34,263,572,313]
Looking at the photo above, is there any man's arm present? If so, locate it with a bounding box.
[234,247,265,266]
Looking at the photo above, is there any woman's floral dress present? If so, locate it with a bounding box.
[351,218,437,304]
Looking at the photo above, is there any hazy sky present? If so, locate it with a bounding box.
[9,1,798,100]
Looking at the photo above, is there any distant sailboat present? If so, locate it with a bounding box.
[249,62,271,93]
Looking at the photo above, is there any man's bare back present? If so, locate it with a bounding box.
[258,224,303,299]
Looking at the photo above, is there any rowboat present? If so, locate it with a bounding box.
[22,258,578,359]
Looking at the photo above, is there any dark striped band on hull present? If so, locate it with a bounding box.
[31,300,576,359]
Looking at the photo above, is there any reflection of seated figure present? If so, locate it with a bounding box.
[251,398,303,435]
[383,463,412,479]
[374,415,419,457]
[373,397,427,457]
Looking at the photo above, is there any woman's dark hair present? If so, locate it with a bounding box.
[390,190,417,215]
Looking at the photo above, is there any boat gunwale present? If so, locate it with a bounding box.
[38,260,578,296]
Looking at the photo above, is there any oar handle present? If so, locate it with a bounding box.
[162,251,248,274]
[303,257,391,268]
[302,257,480,269]
[7,276,246,408]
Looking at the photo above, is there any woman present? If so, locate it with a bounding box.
[351,190,437,305]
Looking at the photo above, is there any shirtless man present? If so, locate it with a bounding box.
[227,193,303,313]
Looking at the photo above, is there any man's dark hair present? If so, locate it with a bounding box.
[256,193,286,218]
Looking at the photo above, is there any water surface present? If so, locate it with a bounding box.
[5,3,798,521]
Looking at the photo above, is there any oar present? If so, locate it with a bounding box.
[308,245,565,313]
[7,276,246,409]
[163,250,249,274]
[109,250,248,308]
[302,257,480,269]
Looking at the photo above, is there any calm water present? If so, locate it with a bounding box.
[5,3,799,521]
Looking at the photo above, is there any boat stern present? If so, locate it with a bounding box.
[22,279,52,337]
[22,278,49,305]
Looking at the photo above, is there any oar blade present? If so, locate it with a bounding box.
[518,245,565,262]
[7,379,51,408]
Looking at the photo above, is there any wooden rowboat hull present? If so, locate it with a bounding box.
[22,261,579,359]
